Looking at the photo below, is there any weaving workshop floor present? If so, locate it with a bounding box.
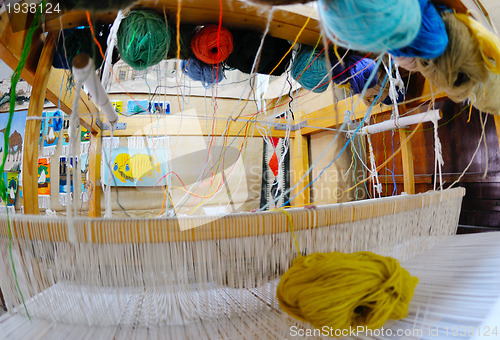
[1,232,500,339]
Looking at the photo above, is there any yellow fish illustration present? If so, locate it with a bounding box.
[113,153,162,183]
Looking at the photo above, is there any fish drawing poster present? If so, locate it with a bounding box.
[38,158,50,195]
[102,147,168,187]
[127,100,148,114]
[111,100,123,114]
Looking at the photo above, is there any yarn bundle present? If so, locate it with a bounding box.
[317,0,421,53]
[226,30,291,76]
[181,58,225,88]
[277,251,419,331]
[389,0,448,59]
[417,12,489,104]
[117,10,171,70]
[191,25,234,64]
[166,25,196,60]
[291,47,337,93]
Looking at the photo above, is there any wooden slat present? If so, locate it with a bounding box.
[291,112,310,206]
[104,114,292,138]
[88,131,102,217]
[22,32,57,215]
[398,127,415,194]
[44,0,321,46]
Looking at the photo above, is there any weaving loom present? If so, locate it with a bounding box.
[0,0,499,339]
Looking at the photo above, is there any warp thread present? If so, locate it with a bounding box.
[226,30,291,76]
[51,0,138,11]
[317,0,421,53]
[389,0,448,59]
[181,57,225,88]
[166,25,196,60]
[117,10,171,70]
[417,12,488,104]
[191,25,233,64]
[277,251,418,331]
[53,25,117,70]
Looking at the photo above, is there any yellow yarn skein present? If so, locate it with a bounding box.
[276,251,419,331]
[455,13,500,75]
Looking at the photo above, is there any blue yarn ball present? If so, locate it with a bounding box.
[346,56,378,95]
[181,57,225,88]
[390,0,448,58]
[317,0,421,53]
[291,48,332,93]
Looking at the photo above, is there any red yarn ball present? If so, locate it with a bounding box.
[191,25,233,64]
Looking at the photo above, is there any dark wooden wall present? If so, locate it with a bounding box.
[371,100,500,230]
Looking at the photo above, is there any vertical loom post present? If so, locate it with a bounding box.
[88,131,102,217]
[398,105,415,194]
[291,111,310,206]
[493,116,500,157]
[23,32,56,214]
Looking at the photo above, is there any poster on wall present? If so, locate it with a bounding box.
[0,172,19,207]
[38,158,50,209]
[80,154,89,203]
[0,110,27,164]
[41,111,63,155]
[59,156,76,206]
[102,147,168,187]
[149,101,171,114]
[111,100,123,114]
[127,100,148,114]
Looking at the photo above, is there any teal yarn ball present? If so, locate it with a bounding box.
[117,10,170,70]
[317,0,421,53]
[291,48,330,93]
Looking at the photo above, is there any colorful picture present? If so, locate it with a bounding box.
[43,111,63,148]
[127,99,148,114]
[111,100,124,114]
[0,110,27,163]
[2,172,19,206]
[102,147,167,187]
[38,158,50,195]
[149,101,171,114]
[80,154,89,194]
[59,156,76,194]
[81,126,90,142]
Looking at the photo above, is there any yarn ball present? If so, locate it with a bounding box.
[49,0,138,11]
[53,26,115,70]
[225,30,291,75]
[166,25,196,60]
[191,25,233,64]
[244,0,315,6]
[291,48,333,93]
[394,56,420,72]
[277,251,418,331]
[117,10,170,70]
[389,0,448,59]
[417,11,488,103]
[181,57,225,88]
[345,55,378,95]
[317,0,421,53]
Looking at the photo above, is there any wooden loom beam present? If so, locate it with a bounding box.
[23,32,57,214]
[398,107,416,194]
[291,111,310,206]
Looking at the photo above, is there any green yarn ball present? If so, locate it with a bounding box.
[117,10,170,70]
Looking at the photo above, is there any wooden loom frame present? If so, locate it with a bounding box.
[0,0,488,220]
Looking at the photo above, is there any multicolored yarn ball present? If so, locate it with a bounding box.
[166,25,196,60]
[225,30,291,75]
[191,25,233,64]
[277,251,419,331]
[181,57,225,88]
[291,47,333,93]
[390,0,448,59]
[317,0,421,53]
[117,10,170,70]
